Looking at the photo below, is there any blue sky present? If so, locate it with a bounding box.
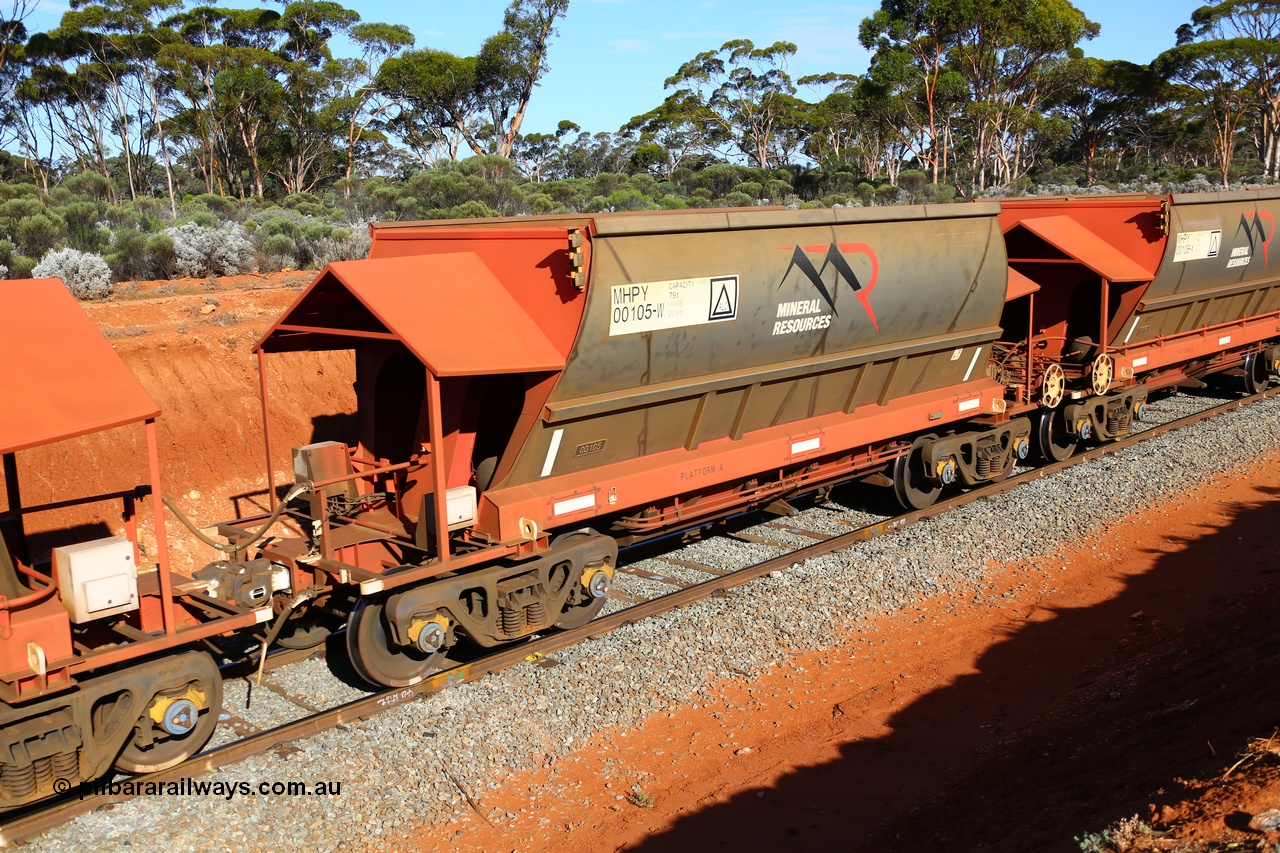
[31,0,1209,136]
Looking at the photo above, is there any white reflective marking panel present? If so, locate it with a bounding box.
[1219,335,1232,345]
[541,429,564,477]
[553,494,596,516]
[958,397,981,413]
[1124,315,1141,343]
[1132,356,1148,368]
[791,437,821,455]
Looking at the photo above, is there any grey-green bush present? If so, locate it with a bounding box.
[33,248,114,300]
[165,222,256,278]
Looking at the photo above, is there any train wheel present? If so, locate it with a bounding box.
[1243,352,1271,395]
[892,435,942,511]
[114,653,222,774]
[552,531,612,630]
[347,596,444,688]
[1036,407,1078,463]
[555,594,607,630]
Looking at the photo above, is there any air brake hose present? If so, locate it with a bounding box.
[163,483,308,555]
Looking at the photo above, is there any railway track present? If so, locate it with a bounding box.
[5,385,1276,845]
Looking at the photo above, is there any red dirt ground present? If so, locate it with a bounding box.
[412,448,1280,853]
[9,275,1280,851]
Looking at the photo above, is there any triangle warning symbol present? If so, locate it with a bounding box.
[708,277,737,320]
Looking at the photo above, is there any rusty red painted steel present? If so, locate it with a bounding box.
[0,279,160,455]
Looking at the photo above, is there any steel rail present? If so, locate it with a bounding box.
[5,386,1276,845]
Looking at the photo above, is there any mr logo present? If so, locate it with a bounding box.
[1236,211,1275,266]
[776,243,880,331]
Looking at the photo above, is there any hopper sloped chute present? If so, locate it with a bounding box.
[1012,215,1154,282]
[0,279,160,455]
[256,253,566,376]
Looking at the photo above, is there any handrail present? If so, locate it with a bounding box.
[0,486,148,517]
[0,562,57,612]
[309,459,422,489]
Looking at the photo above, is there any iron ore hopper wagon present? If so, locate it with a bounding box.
[0,187,1276,813]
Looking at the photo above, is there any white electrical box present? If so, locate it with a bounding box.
[53,536,139,623]
[445,486,477,530]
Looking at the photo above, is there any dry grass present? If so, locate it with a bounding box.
[102,325,149,338]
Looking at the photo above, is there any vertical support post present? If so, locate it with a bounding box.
[1,452,28,563]
[258,349,276,503]
[123,491,139,566]
[145,419,175,635]
[317,487,330,561]
[1026,293,1035,403]
[1099,279,1110,354]
[426,372,450,563]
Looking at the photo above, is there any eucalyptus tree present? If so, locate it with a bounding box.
[859,0,969,183]
[42,1,185,208]
[268,1,360,194]
[796,73,864,171]
[377,0,569,161]
[1052,58,1155,184]
[160,5,283,197]
[0,2,32,157]
[333,21,414,194]
[622,90,730,179]
[1157,2,1280,183]
[661,39,798,170]
[947,0,1098,190]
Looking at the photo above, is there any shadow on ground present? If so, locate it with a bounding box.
[625,485,1280,852]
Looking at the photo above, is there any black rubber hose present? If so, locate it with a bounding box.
[163,483,307,555]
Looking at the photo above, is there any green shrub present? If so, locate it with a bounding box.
[105,228,148,280]
[16,213,66,258]
[765,179,793,202]
[56,202,106,252]
[0,196,45,227]
[725,191,754,208]
[447,200,499,219]
[9,254,35,278]
[62,172,113,202]
[145,233,176,279]
[260,233,297,257]
[185,211,219,228]
[194,193,237,216]
[602,188,657,211]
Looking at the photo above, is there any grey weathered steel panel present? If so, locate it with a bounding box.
[554,211,1007,402]
[1139,192,1280,339]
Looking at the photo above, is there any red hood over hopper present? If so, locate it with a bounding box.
[0,279,160,455]
[255,253,566,376]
